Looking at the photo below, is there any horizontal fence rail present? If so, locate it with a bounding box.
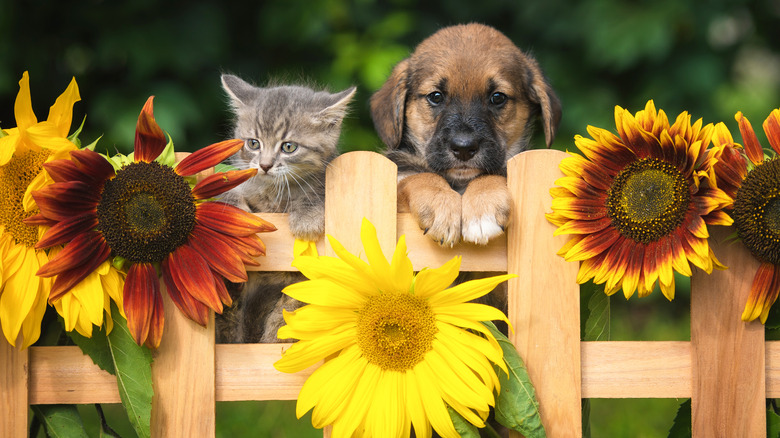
[0,150,771,437]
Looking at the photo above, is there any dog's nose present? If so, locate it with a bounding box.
[450,134,479,161]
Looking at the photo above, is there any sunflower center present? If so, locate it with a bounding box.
[355,293,437,372]
[733,158,780,265]
[96,161,196,263]
[0,149,51,247]
[606,158,690,244]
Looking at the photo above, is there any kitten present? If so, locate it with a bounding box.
[216,74,356,343]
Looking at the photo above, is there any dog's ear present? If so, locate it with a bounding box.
[370,59,410,149]
[524,60,562,148]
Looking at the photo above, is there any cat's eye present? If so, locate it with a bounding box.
[281,141,298,153]
[246,139,261,150]
[490,92,508,106]
[426,91,444,106]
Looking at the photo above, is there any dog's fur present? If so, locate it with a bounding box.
[371,23,561,247]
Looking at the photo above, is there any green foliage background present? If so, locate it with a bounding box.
[4,0,779,436]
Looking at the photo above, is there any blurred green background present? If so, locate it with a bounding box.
[5,0,779,436]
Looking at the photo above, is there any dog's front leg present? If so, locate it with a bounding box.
[461,175,511,245]
[398,173,462,246]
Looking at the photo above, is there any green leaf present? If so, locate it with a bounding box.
[155,136,176,167]
[67,325,115,375]
[583,283,610,342]
[768,400,780,438]
[68,116,87,146]
[667,399,691,438]
[31,405,89,438]
[447,406,481,438]
[483,321,546,438]
[84,135,103,152]
[106,302,154,438]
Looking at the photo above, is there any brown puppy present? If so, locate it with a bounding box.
[371,23,561,246]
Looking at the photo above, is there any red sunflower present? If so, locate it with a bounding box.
[711,109,780,323]
[31,97,276,347]
[547,100,733,300]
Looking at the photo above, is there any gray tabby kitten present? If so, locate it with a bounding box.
[216,74,356,343]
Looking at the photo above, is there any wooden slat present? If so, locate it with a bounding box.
[691,226,765,437]
[581,341,691,398]
[507,150,582,438]
[24,341,780,402]
[29,346,119,404]
[1,336,28,437]
[215,344,316,401]
[151,289,216,437]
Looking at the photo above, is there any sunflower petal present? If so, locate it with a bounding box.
[134,96,167,163]
[175,139,244,176]
[165,244,223,313]
[196,201,277,236]
[35,212,98,249]
[161,260,210,326]
[14,72,37,130]
[273,327,357,373]
[187,225,249,283]
[45,77,80,137]
[763,109,780,156]
[32,180,99,221]
[427,274,515,308]
[191,168,258,200]
[413,256,461,299]
[736,111,765,165]
[123,262,158,345]
[43,232,111,302]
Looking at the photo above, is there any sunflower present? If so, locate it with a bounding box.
[274,218,513,438]
[547,100,733,300]
[0,71,85,348]
[32,96,276,347]
[711,108,780,323]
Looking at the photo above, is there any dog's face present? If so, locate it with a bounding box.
[371,24,561,188]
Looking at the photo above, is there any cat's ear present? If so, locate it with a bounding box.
[317,86,357,126]
[221,74,256,107]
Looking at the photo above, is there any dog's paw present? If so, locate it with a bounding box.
[461,175,511,245]
[399,173,463,246]
[411,191,462,247]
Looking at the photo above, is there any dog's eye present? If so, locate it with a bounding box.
[490,92,507,106]
[426,91,444,106]
[281,141,298,153]
[246,139,261,150]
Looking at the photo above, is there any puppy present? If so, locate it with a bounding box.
[371,23,561,246]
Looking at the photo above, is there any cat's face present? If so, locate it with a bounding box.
[221,75,356,182]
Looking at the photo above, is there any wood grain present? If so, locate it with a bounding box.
[324,151,398,257]
[1,336,28,437]
[581,341,691,398]
[150,287,216,437]
[507,149,582,438]
[690,226,765,437]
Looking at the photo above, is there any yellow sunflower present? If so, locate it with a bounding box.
[547,100,733,300]
[274,218,513,438]
[711,108,780,323]
[0,71,82,347]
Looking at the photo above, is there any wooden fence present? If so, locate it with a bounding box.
[0,149,773,437]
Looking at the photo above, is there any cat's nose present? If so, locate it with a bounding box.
[260,164,273,173]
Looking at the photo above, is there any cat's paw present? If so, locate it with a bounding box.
[461,175,511,245]
[289,209,325,242]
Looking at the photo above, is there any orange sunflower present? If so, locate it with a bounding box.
[32,96,276,347]
[547,100,733,300]
[711,109,780,323]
